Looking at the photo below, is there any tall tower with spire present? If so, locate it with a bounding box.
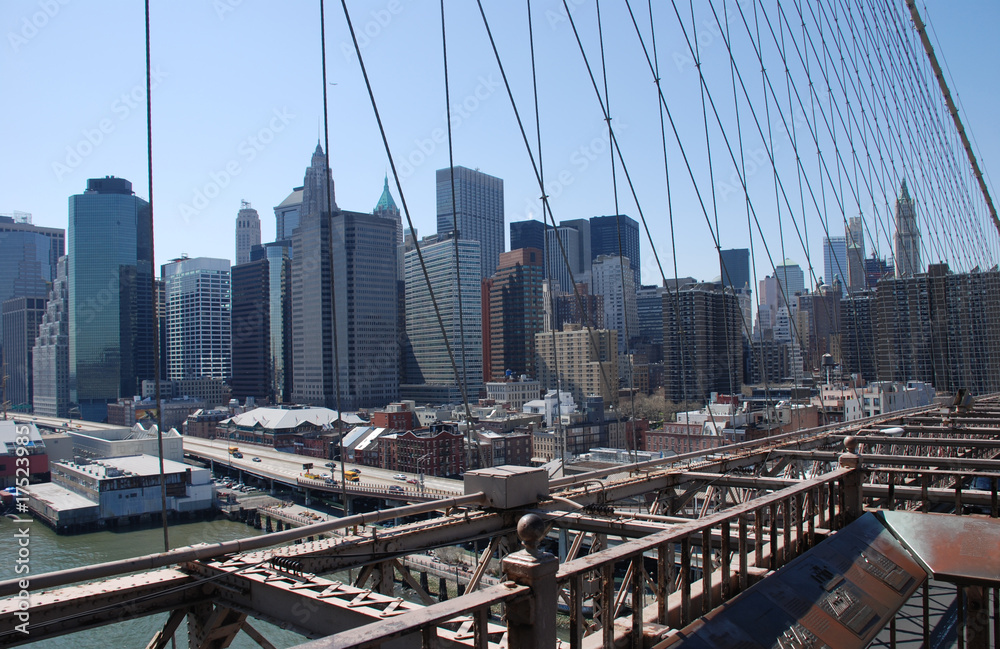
[290,146,399,409]
[894,179,922,278]
[373,174,402,246]
[235,200,261,265]
[301,141,338,218]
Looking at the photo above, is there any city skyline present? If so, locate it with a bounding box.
[2,2,996,290]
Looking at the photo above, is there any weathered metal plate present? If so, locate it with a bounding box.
[662,513,925,648]
[879,510,1000,585]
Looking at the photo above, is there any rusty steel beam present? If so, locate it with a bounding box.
[0,493,489,599]
[774,450,1000,471]
[0,569,206,648]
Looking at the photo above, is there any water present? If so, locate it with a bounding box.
[0,516,308,648]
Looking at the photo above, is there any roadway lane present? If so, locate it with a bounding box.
[182,436,463,492]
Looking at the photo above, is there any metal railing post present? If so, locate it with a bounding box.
[502,513,559,649]
[839,435,864,523]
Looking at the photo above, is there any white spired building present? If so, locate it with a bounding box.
[894,179,922,278]
[235,200,261,265]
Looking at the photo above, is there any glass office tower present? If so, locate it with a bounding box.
[68,177,154,421]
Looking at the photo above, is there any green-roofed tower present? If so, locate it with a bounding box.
[374,174,402,246]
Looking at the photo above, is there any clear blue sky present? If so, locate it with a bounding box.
[2,0,997,288]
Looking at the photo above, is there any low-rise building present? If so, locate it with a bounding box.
[485,376,541,411]
[0,421,48,488]
[68,423,184,462]
[474,429,533,469]
[379,427,465,477]
[183,409,229,439]
[25,454,213,533]
[216,406,363,452]
[108,396,206,431]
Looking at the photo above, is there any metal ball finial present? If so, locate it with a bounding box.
[844,435,858,453]
[517,513,546,553]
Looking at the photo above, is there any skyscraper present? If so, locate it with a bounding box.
[373,174,403,246]
[162,257,231,381]
[290,145,399,409]
[847,215,866,260]
[545,225,588,293]
[32,256,69,417]
[535,323,617,405]
[402,232,482,403]
[719,248,750,292]
[591,255,638,354]
[774,259,805,307]
[68,177,154,421]
[436,166,504,279]
[590,214,640,288]
[662,283,744,403]
[0,213,64,360]
[875,264,1000,394]
[331,211,400,409]
[2,296,46,408]
[510,219,550,277]
[894,179,921,278]
[231,242,291,403]
[291,143,338,406]
[823,235,848,291]
[486,248,544,381]
[235,200,261,266]
[274,186,303,241]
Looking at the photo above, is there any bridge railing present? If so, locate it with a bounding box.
[552,465,853,647]
[295,476,461,498]
[304,460,857,648]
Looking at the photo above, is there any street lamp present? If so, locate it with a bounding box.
[416,452,432,492]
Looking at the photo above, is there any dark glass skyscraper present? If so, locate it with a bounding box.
[510,220,549,274]
[68,177,154,421]
[436,166,504,279]
[231,242,291,403]
[719,248,750,292]
[590,214,640,288]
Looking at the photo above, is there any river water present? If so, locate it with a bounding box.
[0,515,308,648]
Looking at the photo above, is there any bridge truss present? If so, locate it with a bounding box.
[2,394,999,648]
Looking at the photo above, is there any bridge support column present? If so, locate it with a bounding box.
[502,513,558,649]
[839,436,865,524]
[304,488,311,506]
[438,577,448,602]
[420,571,429,593]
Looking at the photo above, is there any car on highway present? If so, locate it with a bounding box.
[407,478,419,485]
[388,485,404,493]
[252,457,261,462]
[393,474,406,481]
[325,462,336,468]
